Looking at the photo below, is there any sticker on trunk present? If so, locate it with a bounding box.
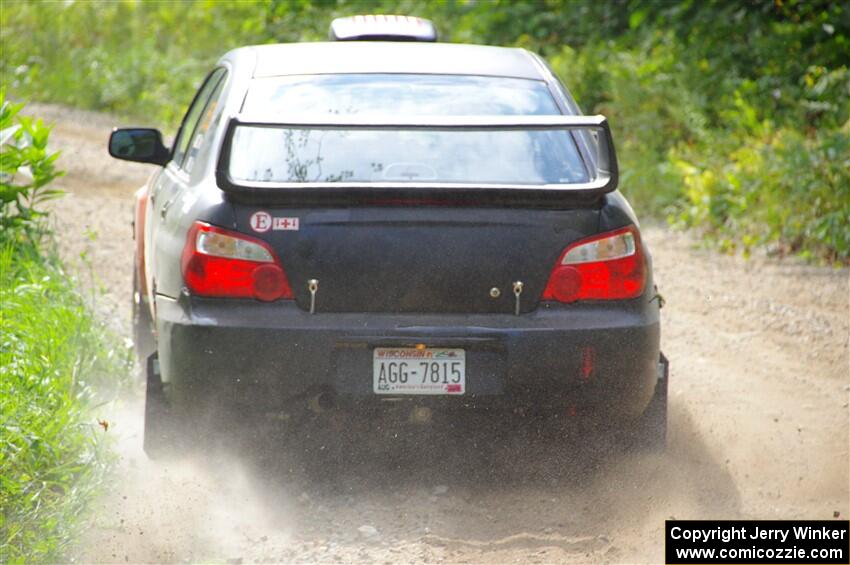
[249,212,299,232]
[249,211,272,233]
[273,217,299,230]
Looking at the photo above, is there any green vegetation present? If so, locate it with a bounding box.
[0,95,131,562]
[1,0,847,261]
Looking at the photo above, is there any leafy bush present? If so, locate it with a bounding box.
[0,90,64,239]
[0,100,131,563]
[672,122,850,261]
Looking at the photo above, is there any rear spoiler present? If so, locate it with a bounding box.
[215,115,618,205]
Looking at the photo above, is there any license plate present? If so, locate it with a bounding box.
[373,348,465,395]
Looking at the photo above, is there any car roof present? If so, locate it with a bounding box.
[233,42,545,81]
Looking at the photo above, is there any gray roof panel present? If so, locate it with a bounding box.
[245,42,543,80]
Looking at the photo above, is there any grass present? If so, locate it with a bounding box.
[0,232,132,563]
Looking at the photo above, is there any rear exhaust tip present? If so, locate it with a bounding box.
[308,391,336,413]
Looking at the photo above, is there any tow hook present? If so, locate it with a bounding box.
[512,281,524,315]
[308,279,319,314]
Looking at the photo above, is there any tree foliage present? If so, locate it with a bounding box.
[1,0,847,260]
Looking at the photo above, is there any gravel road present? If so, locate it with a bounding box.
[33,104,849,564]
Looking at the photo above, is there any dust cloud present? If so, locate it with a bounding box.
[79,399,294,563]
[75,396,743,563]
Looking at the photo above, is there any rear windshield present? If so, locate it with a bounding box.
[230,74,589,186]
[229,126,589,185]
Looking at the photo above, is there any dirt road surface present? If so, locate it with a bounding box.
[34,104,849,564]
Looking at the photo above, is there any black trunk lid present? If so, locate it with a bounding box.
[234,205,599,314]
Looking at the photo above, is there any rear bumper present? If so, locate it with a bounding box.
[155,294,661,421]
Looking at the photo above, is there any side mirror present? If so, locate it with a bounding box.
[108,128,170,166]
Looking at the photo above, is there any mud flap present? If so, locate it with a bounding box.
[132,265,156,365]
[623,352,669,452]
[143,352,180,458]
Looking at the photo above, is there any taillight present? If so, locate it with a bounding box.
[542,226,646,303]
[181,222,292,301]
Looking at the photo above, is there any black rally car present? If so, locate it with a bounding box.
[110,16,668,456]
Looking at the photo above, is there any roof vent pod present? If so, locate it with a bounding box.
[329,15,438,42]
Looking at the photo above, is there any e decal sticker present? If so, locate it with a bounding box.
[249,211,272,233]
